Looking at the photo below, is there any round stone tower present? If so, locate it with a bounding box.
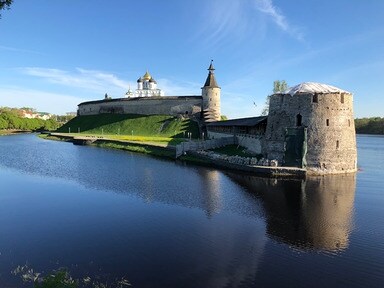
[201,61,221,122]
[264,82,357,174]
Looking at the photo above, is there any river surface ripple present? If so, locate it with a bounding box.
[0,134,383,287]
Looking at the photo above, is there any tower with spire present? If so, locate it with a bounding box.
[201,60,221,122]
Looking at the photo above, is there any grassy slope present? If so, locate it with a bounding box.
[57,114,199,138]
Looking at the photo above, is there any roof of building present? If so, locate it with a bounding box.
[207,116,267,127]
[203,61,219,88]
[143,71,152,80]
[280,82,351,96]
[78,95,202,106]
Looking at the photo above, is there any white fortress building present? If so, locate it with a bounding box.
[78,62,221,122]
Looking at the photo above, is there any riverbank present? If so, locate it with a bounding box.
[0,129,32,136]
[41,132,307,178]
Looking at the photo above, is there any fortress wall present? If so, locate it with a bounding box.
[236,135,263,154]
[207,131,263,154]
[78,97,203,117]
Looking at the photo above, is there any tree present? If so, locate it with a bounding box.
[0,0,13,18]
[261,80,288,116]
[273,80,288,93]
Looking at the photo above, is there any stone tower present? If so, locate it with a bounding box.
[264,82,357,174]
[201,61,221,122]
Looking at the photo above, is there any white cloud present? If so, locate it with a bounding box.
[194,0,304,48]
[0,87,84,114]
[18,67,129,93]
[254,0,304,41]
[0,45,42,54]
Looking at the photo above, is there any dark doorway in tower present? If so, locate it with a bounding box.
[296,114,302,127]
[185,111,189,115]
[284,127,307,168]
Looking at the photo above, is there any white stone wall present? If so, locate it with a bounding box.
[207,131,263,154]
[175,137,235,158]
[236,134,263,154]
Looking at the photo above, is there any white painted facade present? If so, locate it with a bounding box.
[133,71,164,97]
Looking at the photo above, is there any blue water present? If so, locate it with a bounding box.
[0,134,383,287]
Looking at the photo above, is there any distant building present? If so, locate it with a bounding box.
[78,61,221,122]
[21,110,52,120]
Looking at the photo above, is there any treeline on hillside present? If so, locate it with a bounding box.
[0,108,59,131]
[355,117,384,135]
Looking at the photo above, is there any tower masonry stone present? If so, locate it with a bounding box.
[265,82,357,174]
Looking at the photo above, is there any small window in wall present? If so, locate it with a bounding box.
[210,98,212,101]
[326,119,329,126]
[336,140,340,149]
[185,111,188,115]
[313,94,318,103]
[341,94,345,104]
[348,119,351,127]
[296,114,302,127]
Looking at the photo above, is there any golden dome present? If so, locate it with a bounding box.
[143,71,151,80]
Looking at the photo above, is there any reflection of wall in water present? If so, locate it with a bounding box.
[226,173,356,251]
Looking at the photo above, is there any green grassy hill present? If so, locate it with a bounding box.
[57,114,200,138]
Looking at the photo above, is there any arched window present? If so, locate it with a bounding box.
[296,114,302,127]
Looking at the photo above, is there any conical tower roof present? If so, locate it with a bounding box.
[203,60,219,88]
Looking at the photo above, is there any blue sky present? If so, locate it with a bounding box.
[1,0,383,118]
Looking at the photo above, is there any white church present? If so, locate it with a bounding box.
[125,71,164,98]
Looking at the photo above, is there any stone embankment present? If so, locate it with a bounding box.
[197,150,278,167]
[190,150,306,178]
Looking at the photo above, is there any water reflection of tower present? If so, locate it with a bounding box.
[197,169,223,217]
[302,175,356,250]
[226,173,356,252]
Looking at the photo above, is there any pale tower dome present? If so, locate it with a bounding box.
[125,86,134,98]
[135,71,164,97]
[201,60,221,122]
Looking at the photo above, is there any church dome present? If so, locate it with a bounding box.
[143,71,151,81]
[149,77,157,84]
[137,77,143,83]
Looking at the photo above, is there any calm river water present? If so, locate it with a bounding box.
[0,134,383,287]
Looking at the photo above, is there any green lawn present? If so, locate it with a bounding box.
[56,114,199,139]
